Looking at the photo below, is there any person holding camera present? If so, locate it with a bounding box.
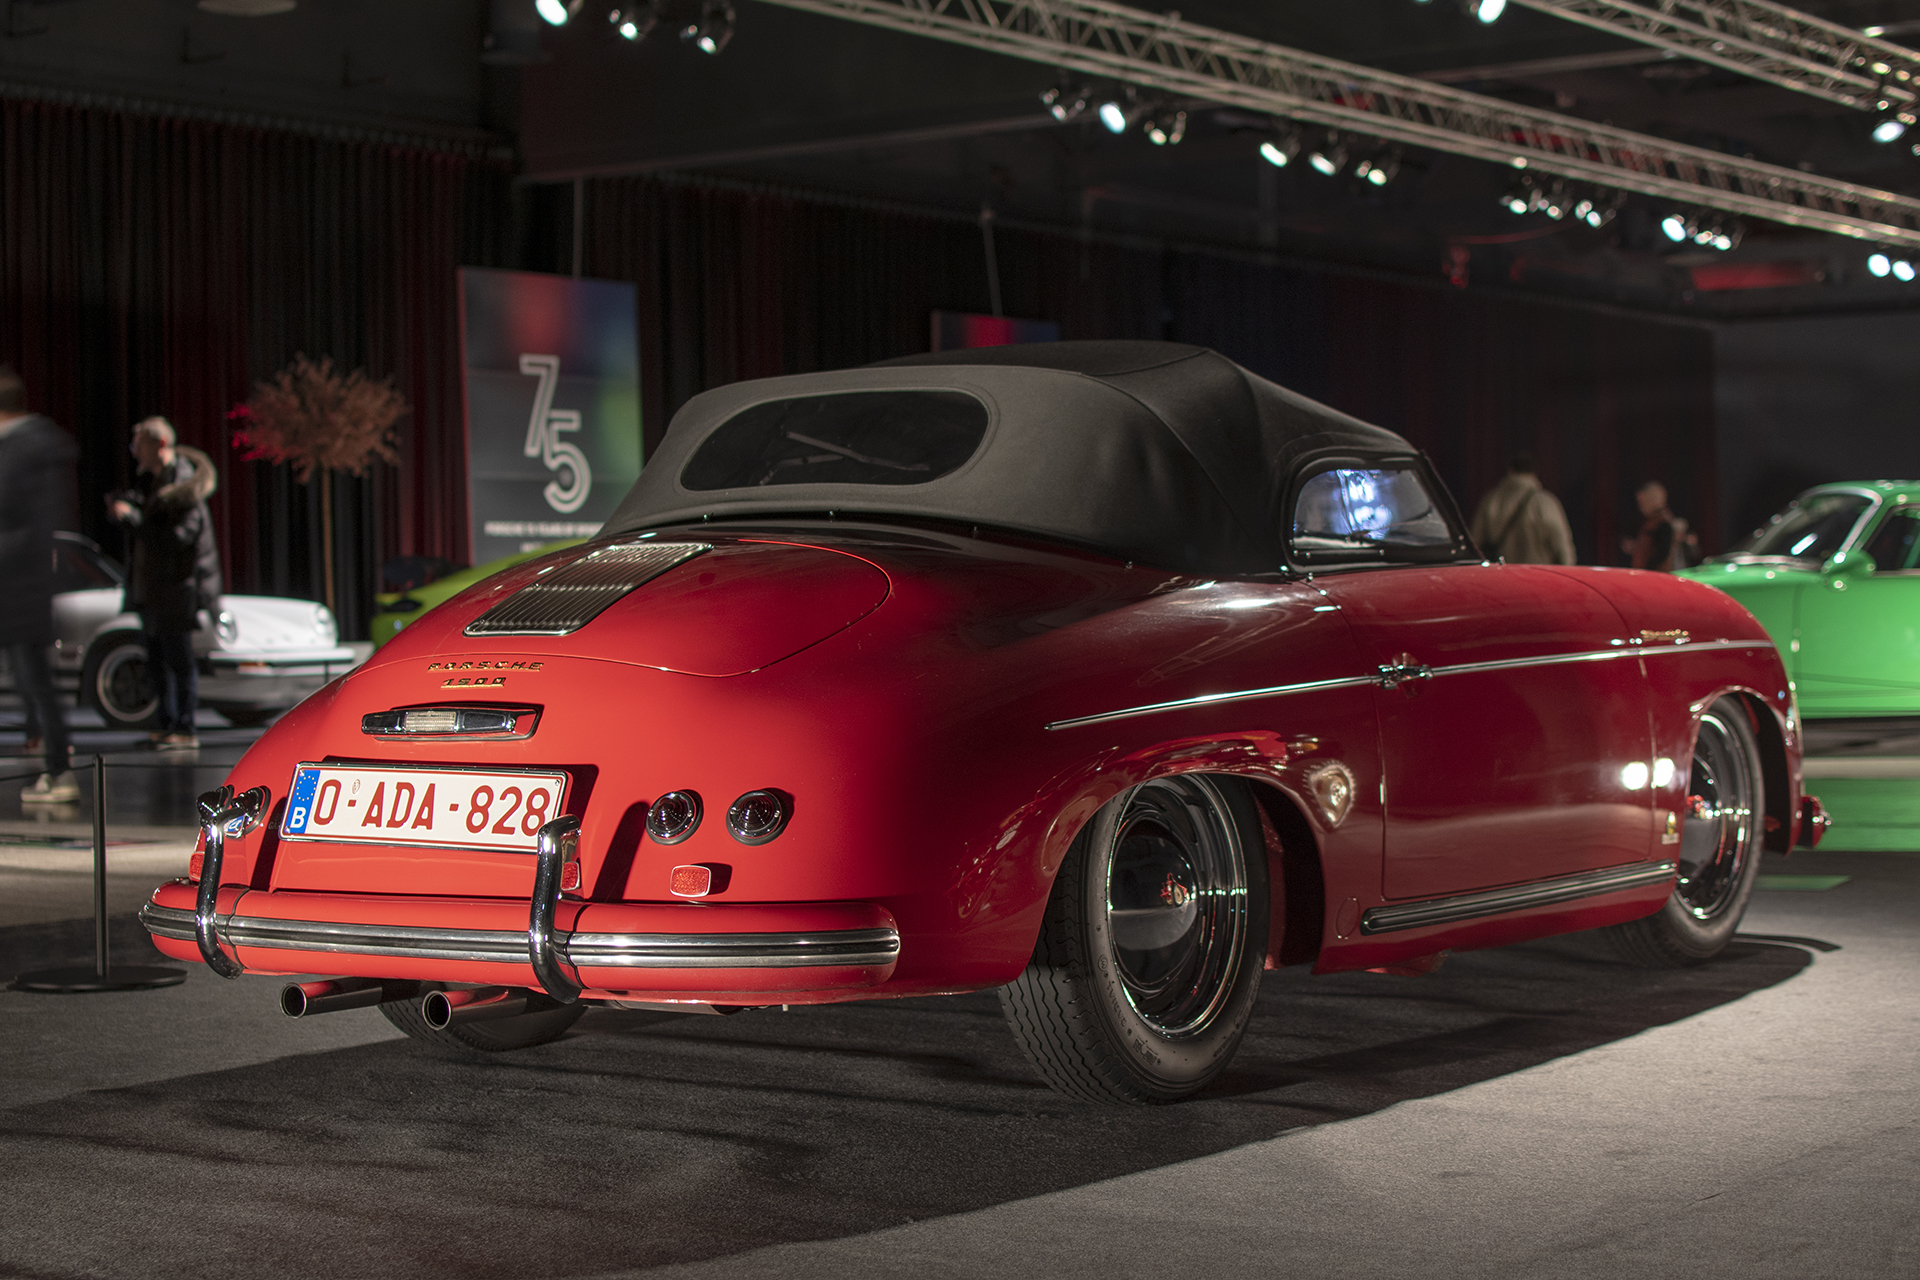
[107,417,221,751]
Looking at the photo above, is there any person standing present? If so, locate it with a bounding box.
[1469,452,1577,566]
[1628,480,1698,572]
[0,366,80,804]
[108,417,221,751]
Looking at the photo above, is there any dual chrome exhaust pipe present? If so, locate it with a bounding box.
[280,978,544,1028]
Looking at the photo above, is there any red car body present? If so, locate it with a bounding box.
[143,341,1818,1096]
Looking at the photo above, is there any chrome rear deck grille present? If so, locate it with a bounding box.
[464,542,709,637]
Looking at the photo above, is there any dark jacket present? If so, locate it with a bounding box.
[0,414,78,647]
[119,446,222,633]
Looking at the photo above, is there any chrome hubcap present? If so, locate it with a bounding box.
[1103,776,1248,1038]
[1675,711,1756,921]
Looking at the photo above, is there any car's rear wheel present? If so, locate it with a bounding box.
[1607,699,1765,967]
[379,986,585,1053]
[80,631,158,729]
[999,774,1270,1104]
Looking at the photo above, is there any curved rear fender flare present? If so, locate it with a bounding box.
[1020,733,1326,967]
[1687,684,1798,854]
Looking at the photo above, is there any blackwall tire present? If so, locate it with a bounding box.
[999,775,1270,1105]
[80,631,159,730]
[1607,699,1765,968]
[379,986,585,1053]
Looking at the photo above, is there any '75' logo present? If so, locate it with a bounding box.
[520,354,591,514]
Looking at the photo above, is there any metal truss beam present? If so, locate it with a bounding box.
[1509,0,1918,113]
[755,0,1920,248]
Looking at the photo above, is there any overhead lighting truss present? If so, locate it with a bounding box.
[1505,0,1919,114]
[755,0,1920,248]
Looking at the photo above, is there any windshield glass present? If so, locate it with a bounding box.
[1727,492,1873,563]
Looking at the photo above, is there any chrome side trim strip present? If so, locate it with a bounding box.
[138,902,901,970]
[1045,640,1775,732]
[1360,860,1677,935]
[1044,676,1378,731]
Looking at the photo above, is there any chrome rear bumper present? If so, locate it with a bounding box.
[138,902,903,970]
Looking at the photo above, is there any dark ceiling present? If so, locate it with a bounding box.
[11,0,1920,317]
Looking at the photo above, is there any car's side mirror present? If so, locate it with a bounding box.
[1821,549,1876,578]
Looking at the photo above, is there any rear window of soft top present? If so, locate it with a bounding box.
[680,390,989,491]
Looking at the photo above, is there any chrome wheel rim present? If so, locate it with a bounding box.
[97,644,157,722]
[1676,711,1757,921]
[1102,776,1248,1038]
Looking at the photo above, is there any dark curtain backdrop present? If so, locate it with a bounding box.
[2,102,1716,646]
[0,96,511,639]
[579,175,1717,567]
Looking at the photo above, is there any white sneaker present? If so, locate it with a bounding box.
[22,771,79,804]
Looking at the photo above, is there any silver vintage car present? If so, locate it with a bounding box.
[46,532,364,728]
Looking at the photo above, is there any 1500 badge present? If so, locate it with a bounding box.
[427,658,543,688]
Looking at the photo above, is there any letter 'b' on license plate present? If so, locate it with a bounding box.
[281,764,570,853]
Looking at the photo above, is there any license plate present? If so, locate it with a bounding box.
[281,764,570,853]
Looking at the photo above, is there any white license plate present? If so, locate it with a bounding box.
[281,764,570,853]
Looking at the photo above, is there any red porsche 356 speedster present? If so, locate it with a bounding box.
[144,341,1823,1103]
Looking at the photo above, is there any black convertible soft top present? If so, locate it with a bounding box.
[604,340,1417,575]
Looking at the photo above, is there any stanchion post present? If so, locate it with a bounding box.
[9,754,187,993]
[93,752,107,979]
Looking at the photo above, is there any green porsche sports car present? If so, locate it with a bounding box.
[1680,481,1920,721]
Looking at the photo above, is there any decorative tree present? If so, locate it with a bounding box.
[230,355,408,614]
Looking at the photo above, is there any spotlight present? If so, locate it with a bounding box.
[1144,108,1187,146]
[536,0,581,25]
[1581,195,1621,228]
[1097,94,1135,134]
[1041,83,1089,123]
[1870,252,1893,276]
[1355,149,1402,186]
[1660,212,1691,242]
[1307,133,1348,176]
[1465,0,1506,22]
[1897,258,1917,281]
[609,3,655,39]
[1872,108,1911,143]
[680,0,733,53]
[1538,182,1569,219]
[1499,178,1534,215]
[1259,126,1301,167]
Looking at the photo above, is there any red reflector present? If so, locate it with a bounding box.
[188,853,204,882]
[669,864,713,897]
[559,862,582,893]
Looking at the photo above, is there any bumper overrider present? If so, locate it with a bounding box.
[143,794,901,1003]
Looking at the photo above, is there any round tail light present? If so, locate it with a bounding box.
[726,790,790,845]
[646,791,702,844]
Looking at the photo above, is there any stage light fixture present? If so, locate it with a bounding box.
[1307,133,1348,176]
[1897,258,1917,281]
[1097,94,1136,134]
[1041,83,1090,123]
[1499,177,1534,215]
[1144,108,1188,146]
[1355,149,1402,186]
[1872,107,1911,143]
[680,0,733,53]
[1538,183,1569,219]
[1660,212,1691,242]
[609,3,655,39]
[1260,124,1302,167]
[536,0,582,25]
[1465,0,1506,23]
[1870,252,1893,276]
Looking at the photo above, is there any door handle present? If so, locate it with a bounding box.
[1376,654,1433,690]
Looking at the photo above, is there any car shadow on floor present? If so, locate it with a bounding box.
[0,926,1811,1279]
